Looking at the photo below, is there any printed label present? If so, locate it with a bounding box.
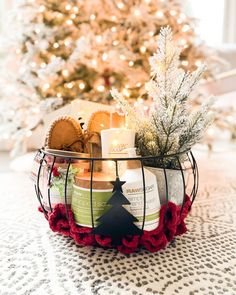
[109,143,128,153]
[122,181,160,231]
[43,186,72,210]
[71,186,113,227]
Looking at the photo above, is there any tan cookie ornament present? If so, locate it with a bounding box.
[45,116,84,152]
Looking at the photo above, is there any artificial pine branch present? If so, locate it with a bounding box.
[112,27,214,168]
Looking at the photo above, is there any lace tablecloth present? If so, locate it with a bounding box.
[0,149,236,295]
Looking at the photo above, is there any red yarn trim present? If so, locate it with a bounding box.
[40,195,192,254]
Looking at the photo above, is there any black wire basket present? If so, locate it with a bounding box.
[33,148,198,253]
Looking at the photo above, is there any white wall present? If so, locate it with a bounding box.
[188,0,225,46]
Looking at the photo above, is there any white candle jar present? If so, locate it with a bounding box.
[101,128,135,174]
[101,128,135,157]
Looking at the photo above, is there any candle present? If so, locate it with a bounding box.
[71,172,114,227]
[101,112,135,157]
[101,128,135,158]
[101,112,135,174]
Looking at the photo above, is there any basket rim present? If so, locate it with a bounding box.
[39,147,191,162]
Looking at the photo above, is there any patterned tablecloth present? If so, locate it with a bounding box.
[0,148,236,295]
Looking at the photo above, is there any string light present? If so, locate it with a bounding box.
[140,46,147,53]
[90,14,96,20]
[16,48,21,54]
[122,88,130,97]
[65,4,71,11]
[50,55,56,61]
[117,2,124,9]
[35,28,41,34]
[111,26,117,32]
[96,35,102,43]
[179,39,187,46]
[149,31,154,37]
[97,85,105,92]
[30,62,36,67]
[227,115,234,122]
[180,13,186,20]
[65,82,74,89]
[53,42,59,48]
[111,15,117,21]
[62,69,69,77]
[66,19,73,25]
[57,12,63,18]
[32,107,40,114]
[119,54,126,60]
[57,93,62,98]
[41,62,46,68]
[19,67,26,74]
[156,11,164,18]
[102,53,108,61]
[42,83,50,91]
[170,10,177,16]
[91,59,97,67]
[128,61,134,67]
[136,82,142,87]
[181,60,189,66]
[112,40,119,46]
[73,6,79,13]
[182,24,190,32]
[39,5,45,12]
[177,18,183,24]
[195,60,202,67]
[79,82,85,90]
[134,9,141,16]
[70,14,76,19]
[64,39,71,47]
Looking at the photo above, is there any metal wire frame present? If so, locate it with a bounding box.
[35,150,48,219]
[47,155,56,212]
[34,148,199,238]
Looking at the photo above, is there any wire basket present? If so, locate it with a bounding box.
[33,148,198,253]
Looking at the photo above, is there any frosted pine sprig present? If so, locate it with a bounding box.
[111,27,214,168]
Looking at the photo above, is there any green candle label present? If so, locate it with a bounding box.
[71,185,113,227]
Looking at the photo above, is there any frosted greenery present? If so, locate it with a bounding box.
[111,27,214,168]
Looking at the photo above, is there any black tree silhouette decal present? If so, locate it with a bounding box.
[92,177,142,245]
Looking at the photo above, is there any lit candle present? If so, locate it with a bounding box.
[101,112,135,159]
[72,172,114,227]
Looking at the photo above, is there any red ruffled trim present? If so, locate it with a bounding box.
[39,195,192,254]
[48,204,71,237]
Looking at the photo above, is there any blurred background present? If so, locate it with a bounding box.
[0,0,235,169]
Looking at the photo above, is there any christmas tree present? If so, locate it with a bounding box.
[0,0,216,153]
[93,177,142,245]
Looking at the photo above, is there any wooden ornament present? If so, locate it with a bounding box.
[45,116,84,152]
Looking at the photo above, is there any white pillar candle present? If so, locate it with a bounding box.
[101,128,135,158]
[101,128,135,174]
